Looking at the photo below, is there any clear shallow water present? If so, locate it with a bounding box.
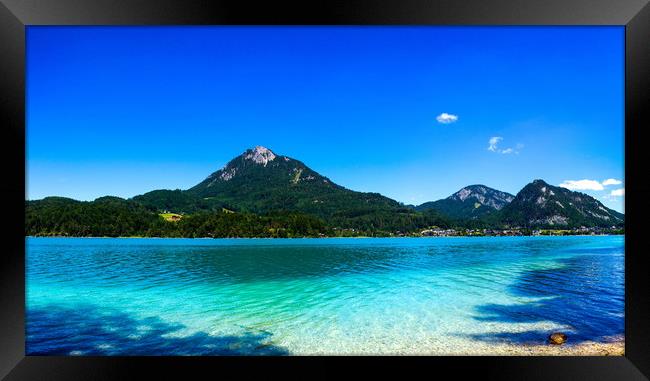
[26,236,624,355]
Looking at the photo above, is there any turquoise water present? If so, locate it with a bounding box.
[26,236,624,355]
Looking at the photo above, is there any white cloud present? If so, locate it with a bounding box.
[602,178,622,186]
[558,179,605,191]
[436,113,458,124]
[488,137,522,154]
[488,136,502,152]
[610,188,625,196]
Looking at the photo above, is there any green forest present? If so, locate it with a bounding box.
[25,196,452,238]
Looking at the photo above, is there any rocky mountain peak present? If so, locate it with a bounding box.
[452,185,488,201]
[448,184,514,210]
[501,179,624,227]
[453,187,474,201]
[243,146,276,166]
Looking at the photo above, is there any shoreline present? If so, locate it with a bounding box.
[29,340,626,356]
[490,339,624,356]
[26,234,625,239]
[294,339,625,356]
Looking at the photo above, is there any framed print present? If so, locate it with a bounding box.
[1,0,649,379]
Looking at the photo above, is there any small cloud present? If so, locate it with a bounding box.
[558,179,605,191]
[436,113,458,124]
[488,136,502,152]
[602,178,622,186]
[488,137,522,154]
[610,188,625,196]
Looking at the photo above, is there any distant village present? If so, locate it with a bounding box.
[328,225,624,238]
[413,226,624,237]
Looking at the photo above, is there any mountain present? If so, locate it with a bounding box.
[186,146,398,217]
[184,146,448,230]
[186,145,367,215]
[416,185,515,220]
[498,179,624,228]
[25,146,452,236]
[92,146,446,232]
[25,146,624,237]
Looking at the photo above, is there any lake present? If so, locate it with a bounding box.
[26,236,624,355]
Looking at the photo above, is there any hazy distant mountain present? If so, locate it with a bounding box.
[498,179,624,228]
[416,185,515,220]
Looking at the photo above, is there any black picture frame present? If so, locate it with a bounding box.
[1,0,649,379]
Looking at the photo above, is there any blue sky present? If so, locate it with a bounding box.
[26,26,624,212]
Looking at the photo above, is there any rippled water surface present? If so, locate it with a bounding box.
[26,236,624,355]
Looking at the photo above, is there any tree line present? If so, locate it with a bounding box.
[25,196,452,238]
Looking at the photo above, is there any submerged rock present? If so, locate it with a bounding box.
[549,332,567,345]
